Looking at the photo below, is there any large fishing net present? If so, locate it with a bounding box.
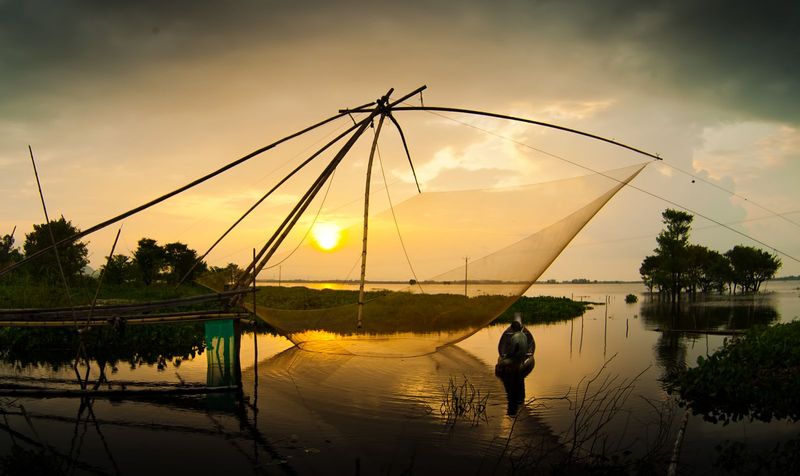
[201,163,645,356]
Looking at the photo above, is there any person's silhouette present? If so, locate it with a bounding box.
[495,314,535,415]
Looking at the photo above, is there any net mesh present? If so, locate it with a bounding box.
[201,163,646,356]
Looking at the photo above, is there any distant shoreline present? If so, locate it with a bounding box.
[254,277,799,285]
[254,279,645,285]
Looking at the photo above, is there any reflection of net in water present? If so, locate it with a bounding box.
[203,164,645,356]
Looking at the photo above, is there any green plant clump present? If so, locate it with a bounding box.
[669,320,800,424]
[624,293,638,303]
[497,295,589,324]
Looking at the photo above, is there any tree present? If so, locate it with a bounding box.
[133,238,164,285]
[163,242,206,284]
[639,255,662,293]
[207,263,244,289]
[100,254,136,285]
[698,249,732,294]
[0,231,23,269]
[725,245,781,293]
[22,217,89,283]
[653,209,693,302]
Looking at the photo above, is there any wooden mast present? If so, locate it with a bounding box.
[234,89,393,294]
[356,105,388,329]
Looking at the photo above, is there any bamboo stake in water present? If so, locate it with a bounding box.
[357,113,387,329]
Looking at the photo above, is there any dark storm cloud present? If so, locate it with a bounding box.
[541,0,800,124]
[0,1,268,113]
[1,0,797,123]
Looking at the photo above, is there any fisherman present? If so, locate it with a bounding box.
[498,312,535,359]
[496,313,536,415]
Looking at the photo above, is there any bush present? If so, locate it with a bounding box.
[668,321,800,423]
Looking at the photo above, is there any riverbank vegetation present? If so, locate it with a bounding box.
[1,219,208,290]
[640,209,781,301]
[668,320,800,424]
[2,218,589,347]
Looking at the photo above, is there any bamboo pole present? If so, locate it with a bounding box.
[176,119,365,286]
[0,312,246,327]
[85,227,122,328]
[234,120,371,289]
[1,112,352,278]
[356,114,387,329]
[0,289,250,319]
[390,106,799,264]
[235,129,360,291]
[668,411,690,476]
[28,146,76,316]
[236,91,391,291]
[389,106,663,161]
[339,85,427,113]
[386,113,421,193]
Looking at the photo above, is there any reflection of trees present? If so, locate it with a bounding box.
[640,298,780,381]
[639,297,779,332]
[0,390,292,476]
[0,323,206,371]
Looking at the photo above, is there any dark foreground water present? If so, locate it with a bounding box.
[1,281,798,475]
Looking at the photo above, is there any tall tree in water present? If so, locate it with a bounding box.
[639,254,662,293]
[654,209,693,302]
[22,217,89,283]
[725,245,781,293]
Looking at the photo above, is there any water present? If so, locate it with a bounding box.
[1,281,798,474]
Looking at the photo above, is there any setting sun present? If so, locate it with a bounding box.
[311,223,343,251]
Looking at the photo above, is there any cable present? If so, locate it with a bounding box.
[262,169,338,271]
[657,161,800,229]
[375,143,424,293]
[408,107,800,264]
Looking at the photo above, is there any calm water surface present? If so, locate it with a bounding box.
[1,281,798,474]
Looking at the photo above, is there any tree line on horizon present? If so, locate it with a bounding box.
[0,217,208,287]
[640,209,781,301]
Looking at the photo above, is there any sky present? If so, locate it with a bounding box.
[1,0,798,281]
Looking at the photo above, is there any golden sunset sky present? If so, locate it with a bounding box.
[1,0,798,280]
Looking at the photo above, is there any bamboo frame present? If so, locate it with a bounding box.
[1,111,353,278]
[176,119,366,286]
[357,113,387,328]
[0,312,247,327]
[0,288,250,320]
[234,90,392,291]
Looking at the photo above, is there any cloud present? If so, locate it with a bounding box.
[693,123,799,182]
[2,0,797,125]
[394,120,541,189]
[2,0,798,276]
[536,100,614,121]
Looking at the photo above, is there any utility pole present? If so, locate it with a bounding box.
[464,256,469,297]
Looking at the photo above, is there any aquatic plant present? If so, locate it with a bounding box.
[499,356,675,475]
[669,320,800,424]
[625,293,638,303]
[713,434,800,475]
[439,375,489,426]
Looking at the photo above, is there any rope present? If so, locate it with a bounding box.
[406,107,800,264]
[2,112,351,278]
[375,143,424,293]
[656,161,800,229]
[262,169,337,271]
